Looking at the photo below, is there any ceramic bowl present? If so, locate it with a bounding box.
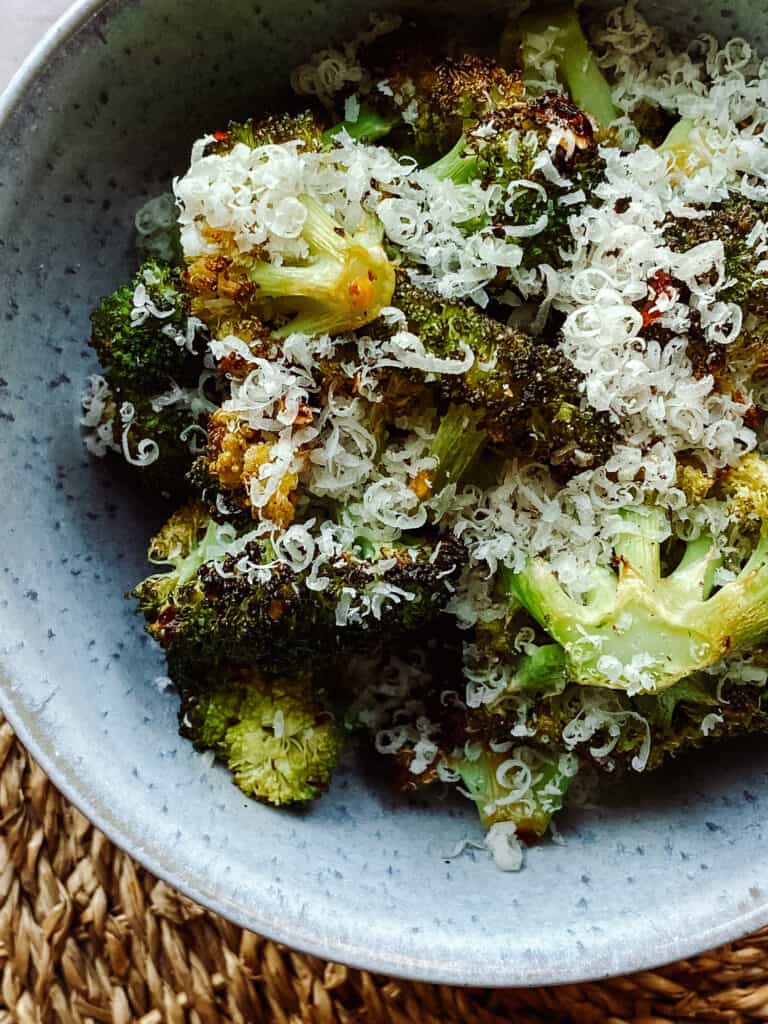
[2,0,768,987]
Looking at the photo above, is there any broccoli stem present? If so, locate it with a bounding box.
[506,6,618,130]
[507,642,568,693]
[425,404,487,493]
[708,528,768,650]
[452,746,575,837]
[613,507,665,583]
[657,117,717,176]
[426,135,480,183]
[322,104,400,146]
[247,196,396,336]
[658,117,695,154]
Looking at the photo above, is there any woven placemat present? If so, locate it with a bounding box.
[3,714,768,1024]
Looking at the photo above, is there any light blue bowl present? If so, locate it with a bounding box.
[2,0,768,987]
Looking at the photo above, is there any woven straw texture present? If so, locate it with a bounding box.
[4,714,768,1024]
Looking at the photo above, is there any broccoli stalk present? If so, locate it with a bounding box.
[509,505,768,693]
[418,403,488,496]
[246,196,395,337]
[322,103,401,146]
[450,746,577,838]
[424,134,480,184]
[657,118,716,176]
[179,668,342,805]
[503,5,618,130]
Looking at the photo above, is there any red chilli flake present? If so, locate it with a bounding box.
[640,270,678,328]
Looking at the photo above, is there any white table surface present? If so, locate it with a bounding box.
[2,0,73,93]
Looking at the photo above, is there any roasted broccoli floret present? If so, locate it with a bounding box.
[477,670,768,776]
[90,261,207,393]
[502,5,618,131]
[205,111,325,156]
[84,263,215,494]
[509,493,768,693]
[83,381,214,495]
[179,667,342,805]
[134,504,467,684]
[350,637,576,840]
[370,279,615,473]
[665,196,768,383]
[427,97,606,270]
[187,409,304,528]
[375,51,523,156]
[717,452,768,530]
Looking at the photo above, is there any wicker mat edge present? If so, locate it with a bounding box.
[2,714,768,1024]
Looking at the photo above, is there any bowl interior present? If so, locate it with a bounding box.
[2,0,768,986]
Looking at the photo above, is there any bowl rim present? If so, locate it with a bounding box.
[3,0,768,988]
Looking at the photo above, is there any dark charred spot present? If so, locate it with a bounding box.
[743,404,762,430]
[158,605,177,627]
[217,353,252,378]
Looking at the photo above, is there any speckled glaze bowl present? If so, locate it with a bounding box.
[3,0,768,988]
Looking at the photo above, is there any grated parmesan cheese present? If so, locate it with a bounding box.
[485,822,525,872]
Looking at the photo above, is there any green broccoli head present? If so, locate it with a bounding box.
[482,670,768,777]
[350,635,575,841]
[509,494,768,693]
[134,507,468,684]
[716,452,768,533]
[90,260,207,394]
[428,96,606,270]
[148,499,211,563]
[380,52,523,155]
[179,668,342,805]
[373,279,615,474]
[664,197,768,382]
[204,111,325,156]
